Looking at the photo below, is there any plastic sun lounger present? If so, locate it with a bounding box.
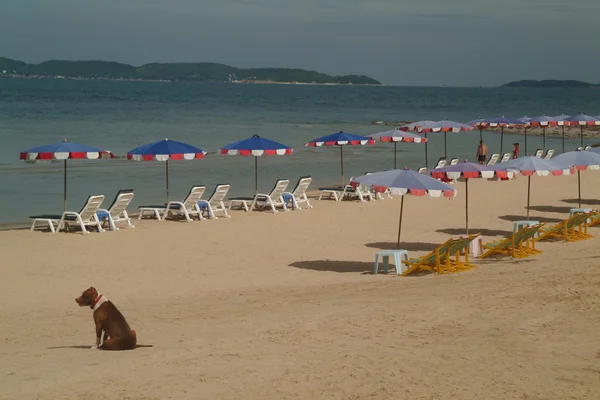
[500,153,511,163]
[449,158,459,165]
[401,237,459,276]
[486,154,500,165]
[30,194,106,234]
[534,149,543,158]
[282,176,313,210]
[138,185,205,222]
[434,157,447,169]
[537,213,594,242]
[229,179,290,213]
[97,189,135,230]
[197,184,231,219]
[544,149,554,160]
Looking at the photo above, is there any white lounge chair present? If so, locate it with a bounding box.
[282,176,313,210]
[584,145,592,150]
[417,167,428,174]
[487,153,500,165]
[534,149,543,158]
[197,184,231,219]
[138,186,205,222]
[449,158,459,165]
[500,153,511,163]
[229,179,290,213]
[544,149,554,160]
[97,189,135,230]
[434,157,447,169]
[30,195,106,234]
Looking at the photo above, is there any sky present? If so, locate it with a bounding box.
[1,0,599,86]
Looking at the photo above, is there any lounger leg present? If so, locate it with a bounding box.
[268,198,277,214]
[107,215,118,231]
[155,209,163,221]
[123,211,134,228]
[280,197,288,212]
[75,216,89,234]
[56,216,67,233]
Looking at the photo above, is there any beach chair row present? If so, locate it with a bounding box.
[318,172,392,202]
[29,176,315,234]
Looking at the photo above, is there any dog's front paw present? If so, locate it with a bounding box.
[90,345,99,350]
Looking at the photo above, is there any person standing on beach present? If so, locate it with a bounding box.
[512,142,520,159]
[476,140,488,164]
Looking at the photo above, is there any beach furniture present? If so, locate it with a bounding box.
[30,194,105,234]
[230,179,290,213]
[97,189,135,230]
[544,149,554,160]
[417,167,428,174]
[318,179,373,203]
[282,176,313,210]
[449,158,459,165]
[534,149,543,158]
[374,250,409,275]
[537,213,594,242]
[584,145,592,150]
[443,235,480,272]
[433,157,447,169]
[401,237,458,276]
[138,185,206,221]
[486,154,500,165]
[479,225,543,259]
[197,184,231,219]
[500,153,511,163]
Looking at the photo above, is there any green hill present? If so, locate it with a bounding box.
[0,57,381,85]
[502,79,600,88]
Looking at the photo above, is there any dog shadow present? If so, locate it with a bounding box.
[47,345,91,350]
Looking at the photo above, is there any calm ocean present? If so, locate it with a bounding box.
[1,78,599,225]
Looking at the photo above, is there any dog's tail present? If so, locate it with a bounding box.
[130,330,153,348]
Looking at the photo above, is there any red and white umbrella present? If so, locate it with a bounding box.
[552,150,600,208]
[549,114,570,153]
[368,129,427,169]
[566,114,600,148]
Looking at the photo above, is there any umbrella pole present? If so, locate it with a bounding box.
[254,156,258,195]
[397,195,405,249]
[500,127,504,155]
[165,160,169,203]
[444,132,447,158]
[542,127,546,151]
[578,169,581,208]
[479,128,482,141]
[580,126,584,147]
[524,127,528,155]
[424,133,428,169]
[63,160,67,212]
[340,145,344,187]
[526,175,531,220]
[465,178,469,234]
[561,126,565,153]
[394,142,397,170]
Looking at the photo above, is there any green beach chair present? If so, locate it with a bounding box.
[402,237,459,276]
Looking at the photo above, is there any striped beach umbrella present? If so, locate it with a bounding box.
[552,150,600,208]
[473,117,525,155]
[529,115,555,151]
[516,117,533,155]
[20,139,114,211]
[305,131,374,187]
[565,114,599,148]
[416,120,473,159]
[127,138,207,202]
[351,168,456,248]
[220,134,293,195]
[430,161,514,234]
[549,114,570,153]
[495,156,570,219]
[399,120,437,168]
[367,129,427,169]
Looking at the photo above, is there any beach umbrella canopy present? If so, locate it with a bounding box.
[127,138,207,202]
[430,161,514,234]
[550,115,571,153]
[468,117,489,141]
[516,117,533,155]
[494,156,570,219]
[416,120,473,158]
[305,131,374,186]
[367,129,427,169]
[20,139,114,211]
[220,134,292,195]
[565,114,599,147]
[474,117,525,155]
[552,150,600,208]
[351,168,456,249]
[529,115,555,151]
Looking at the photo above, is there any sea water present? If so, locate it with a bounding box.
[1,78,599,225]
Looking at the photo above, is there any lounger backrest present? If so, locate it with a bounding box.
[584,145,591,150]
[434,158,447,169]
[208,184,230,204]
[487,154,499,165]
[450,158,459,165]
[534,149,543,158]
[501,153,511,162]
[268,179,290,198]
[418,167,427,174]
[183,186,206,208]
[544,149,554,160]
[420,237,457,263]
[293,176,312,196]
[78,195,105,220]
[107,189,134,215]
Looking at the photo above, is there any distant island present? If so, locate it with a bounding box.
[0,57,381,85]
[502,79,600,88]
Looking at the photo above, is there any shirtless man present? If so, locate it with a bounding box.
[476,140,488,164]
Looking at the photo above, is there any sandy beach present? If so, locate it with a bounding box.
[1,172,600,399]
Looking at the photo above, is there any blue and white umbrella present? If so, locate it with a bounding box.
[352,168,456,248]
[566,114,600,148]
[552,150,600,208]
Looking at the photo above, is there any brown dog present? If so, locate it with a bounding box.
[75,287,139,350]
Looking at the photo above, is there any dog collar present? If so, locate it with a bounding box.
[91,294,108,310]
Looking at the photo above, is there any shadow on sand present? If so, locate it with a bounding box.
[436,228,512,237]
[561,198,600,206]
[289,260,373,274]
[47,345,91,350]
[365,242,439,252]
[498,214,563,223]
[527,205,573,214]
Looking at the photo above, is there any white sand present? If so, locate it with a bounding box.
[1,172,600,399]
